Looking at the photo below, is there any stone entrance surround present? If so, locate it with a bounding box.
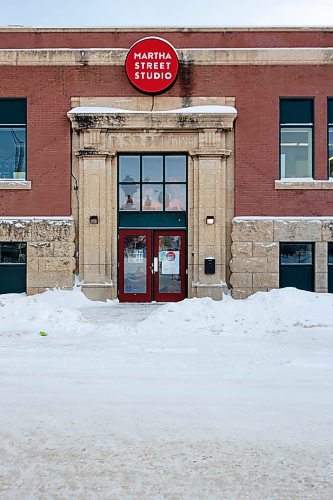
[231,217,333,298]
[68,97,237,301]
[0,217,75,294]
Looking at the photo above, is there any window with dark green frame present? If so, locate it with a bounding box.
[328,99,333,178]
[280,99,314,179]
[118,154,186,212]
[0,99,27,180]
[280,243,314,292]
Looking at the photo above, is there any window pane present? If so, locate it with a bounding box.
[165,155,186,182]
[165,184,186,211]
[280,99,313,125]
[329,127,333,178]
[280,128,312,178]
[328,99,333,125]
[142,156,163,182]
[280,243,313,265]
[119,156,140,182]
[0,99,27,125]
[119,184,140,211]
[0,242,26,263]
[0,128,26,179]
[142,184,163,211]
[123,235,147,294]
[328,243,333,265]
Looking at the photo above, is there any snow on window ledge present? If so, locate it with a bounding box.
[0,180,31,190]
[275,179,333,190]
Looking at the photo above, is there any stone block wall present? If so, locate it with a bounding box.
[230,217,333,299]
[0,217,76,294]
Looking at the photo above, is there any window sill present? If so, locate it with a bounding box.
[275,179,333,190]
[0,180,31,190]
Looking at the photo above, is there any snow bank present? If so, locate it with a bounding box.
[1,287,333,337]
[0,287,106,335]
[142,288,333,336]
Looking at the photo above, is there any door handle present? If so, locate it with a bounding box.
[153,257,158,273]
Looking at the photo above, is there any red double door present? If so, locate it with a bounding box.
[118,229,186,302]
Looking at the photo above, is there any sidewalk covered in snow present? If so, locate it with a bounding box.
[0,287,333,498]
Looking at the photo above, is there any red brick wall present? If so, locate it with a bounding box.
[0,55,333,216]
[0,29,333,49]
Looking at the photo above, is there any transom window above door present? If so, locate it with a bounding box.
[118,154,187,212]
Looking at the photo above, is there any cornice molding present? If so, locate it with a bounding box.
[68,109,237,131]
[1,48,333,66]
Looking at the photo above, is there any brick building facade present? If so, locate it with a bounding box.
[0,27,332,300]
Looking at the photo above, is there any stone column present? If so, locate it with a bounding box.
[190,144,232,300]
[76,147,115,301]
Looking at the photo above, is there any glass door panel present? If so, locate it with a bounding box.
[154,230,186,302]
[158,235,181,293]
[118,230,152,302]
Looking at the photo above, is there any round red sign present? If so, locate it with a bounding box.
[125,37,179,94]
[166,251,176,261]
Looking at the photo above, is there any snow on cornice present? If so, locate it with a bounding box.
[68,105,237,115]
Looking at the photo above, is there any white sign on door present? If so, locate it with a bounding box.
[160,250,180,275]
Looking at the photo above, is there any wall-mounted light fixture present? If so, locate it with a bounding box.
[206,215,215,225]
[89,215,99,225]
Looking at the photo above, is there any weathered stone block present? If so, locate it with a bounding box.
[253,273,279,289]
[253,242,278,257]
[315,272,328,292]
[274,219,321,242]
[28,242,52,257]
[27,272,74,288]
[267,256,280,273]
[39,257,76,273]
[30,220,75,242]
[232,288,253,299]
[315,241,327,259]
[232,219,273,242]
[315,242,328,273]
[322,221,333,242]
[231,241,252,257]
[53,241,76,257]
[196,287,225,300]
[82,285,115,302]
[230,272,252,287]
[27,257,39,272]
[0,220,31,241]
[230,257,268,273]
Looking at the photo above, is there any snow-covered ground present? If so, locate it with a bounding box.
[0,287,333,499]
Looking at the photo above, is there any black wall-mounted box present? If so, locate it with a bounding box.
[204,257,215,275]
